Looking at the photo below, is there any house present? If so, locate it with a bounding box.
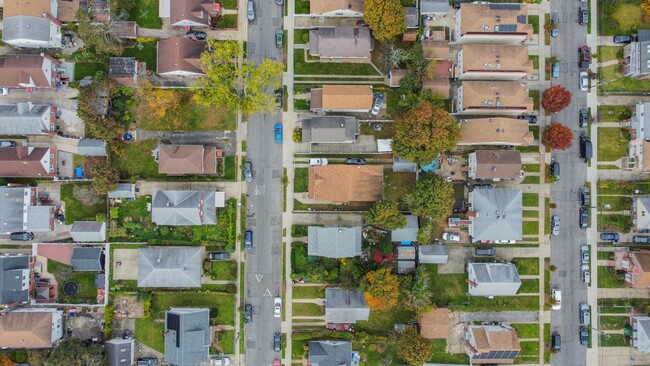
[164,308,211,366]
[152,190,216,226]
[614,250,650,288]
[0,147,56,178]
[71,247,104,272]
[77,139,107,157]
[105,338,134,366]
[157,37,207,77]
[466,325,521,364]
[308,27,372,59]
[467,262,522,296]
[110,21,138,39]
[308,165,383,203]
[0,102,55,135]
[58,0,80,23]
[108,183,136,200]
[325,288,369,323]
[634,197,650,230]
[632,316,650,353]
[388,69,409,88]
[454,3,532,44]
[397,245,416,274]
[310,85,373,112]
[624,29,650,79]
[138,247,203,288]
[0,185,54,233]
[405,7,418,29]
[420,0,449,15]
[0,55,62,89]
[468,150,522,180]
[422,39,449,60]
[391,215,419,243]
[108,57,139,86]
[625,102,650,171]
[418,245,449,264]
[458,118,533,146]
[457,44,533,80]
[302,116,359,143]
[308,340,358,366]
[455,81,533,115]
[309,0,363,16]
[0,308,63,348]
[469,188,522,242]
[423,76,450,99]
[160,0,216,27]
[418,308,449,339]
[2,0,62,48]
[157,144,220,175]
[393,156,417,173]
[0,254,30,305]
[308,226,362,258]
[70,221,107,242]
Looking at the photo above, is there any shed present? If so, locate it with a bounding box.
[393,156,418,173]
[70,221,107,242]
[418,245,449,264]
[71,247,104,272]
[391,215,419,243]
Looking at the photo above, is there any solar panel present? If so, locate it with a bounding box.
[490,3,520,10]
[495,24,517,33]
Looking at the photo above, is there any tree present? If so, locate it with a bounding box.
[76,9,123,55]
[193,40,284,116]
[365,199,407,230]
[542,122,574,150]
[377,42,408,70]
[90,161,120,195]
[392,103,461,165]
[361,267,400,310]
[397,329,433,366]
[405,173,454,221]
[542,85,572,113]
[45,338,108,366]
[134,80,184,129]
[363,0,407,41]
[642,0,650,15]
[0,355,14,366]
[404,265,434,311]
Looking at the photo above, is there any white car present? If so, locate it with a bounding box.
[442,232,461,242]
[551,288,562,310]
[551,215,560,236]
[210,357,230,366]
[0,88,8,96]
[580,244,590,264]
[309,158,328,166]
[579,71,588,91]
[581,264,591,284]
[274,297,282,318]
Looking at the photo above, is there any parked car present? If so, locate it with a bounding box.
[633,235,650,244]
[579,45,591,70]
[580,244,590,264]
[0,140,16,147]
[137,358,158,366]
[273,332,281,352]
[579,207,589,229]
[185,30,207,40]
[245,230,253,250]
[551,215,560,236]
[244,161,253,182]
[551,17,559,37]
[475,247,496,257]
[600,232,620,243]
[274,297,282,318]
[275,30,283,48]
[613,35,633,44]
[371,93,384,116]
[274,123,283,144]
[579,302,590,325]
[579,186,591,206]
[273,361,281,366]
[552,61,560,78]
[551,288,562,310]
[579,326,589,345]
[0,88,8,96]
[550,160,560,182]
[517,114,537,124]
[579,71,589,91]
[551,332,561,351]
[275,0,283,5]
[247,0,255,21]
[309,158,329,166]
[244,304,252,324]
[210,357,230,366]
[208,252,229,261]
[442,232,461,242]
[578,6,588,25]
[581,264,591,284]
[10,231,33,241]
[579,108,589,128]
[275,88,283,108]
[345,158,366,165]
[580,135,592,162]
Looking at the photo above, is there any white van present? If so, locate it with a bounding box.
[551,288,561,310]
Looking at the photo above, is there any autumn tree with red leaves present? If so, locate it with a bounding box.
[361,267,400,310]
[542,85,573,113]
[542,122,575,150]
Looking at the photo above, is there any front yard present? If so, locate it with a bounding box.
[599,64,650,93]
[293,49,381,75]
[597,105,632,122]
[123,42,157,72]
[599,1,650,36]
[597,127,630,161]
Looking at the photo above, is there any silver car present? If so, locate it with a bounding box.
[247,0,255,21]
[551,215,560,236]
[579,71,588,91]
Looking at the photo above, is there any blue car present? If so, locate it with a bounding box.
[245,230,253,250]
[274,123,283,143]
[552,61,560,78]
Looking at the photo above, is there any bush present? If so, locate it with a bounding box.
[95,213,107,222]
[293,128,302,143]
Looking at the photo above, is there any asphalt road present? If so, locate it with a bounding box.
[244,0,285,364]
[549,2,589,366]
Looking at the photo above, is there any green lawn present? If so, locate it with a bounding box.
[599,64,650,92]
[598,266,626,288]
[293,286,326,299]
[210,261,237,281]
[295,0,310,13]
[216,330,235,354]
[598,181,650,195]
[152,292,236,326]
[74,62,108,80]
[294,29,310,44]
[600,306,628,314]
[355,308,414,334]
[294,49,381,75]
[48,259,98,304]
[523,210,539,218]
[221,0,238,9]
[597,128,629,161]
[528,15,540,34]
[459,296,540,312]
[544,323,551,363]
[422,265,469,307]
[600,334,630,347]
[428,339,470,364]
[600,316,630,330]
[215,14,237,29]
[511,323,540,339]
[598,105,632,122]
[597,214,632,232]
[512,258,540,275]
[135,318,164,352]
[529,89,540,111]
[522,164,540,173]
[544,13,551,45]
[598,46,623,62]
[523,193,539,207]
[114,140,161,179]
[128,0,162,28]
[294,168,308,193]
[523,221,539,235]
[515,341,540,364]
[607,3,650,36]
[60,183,107,224]
[383,171,416,204]
[519,279,540,293]
[521,176,540,184]
[598,195,632,211]
[292,302,325,316]
[123,42,157,72]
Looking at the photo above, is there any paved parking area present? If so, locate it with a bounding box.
[439,246,472,274]
[113,249,139,280]
[69,308,104,340]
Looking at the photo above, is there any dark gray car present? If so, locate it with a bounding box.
[10,232,33,241]
[273,332,281,352]
[275,30,283,48]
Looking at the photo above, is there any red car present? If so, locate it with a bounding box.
[579,45,590,70]
[273,360,281,366]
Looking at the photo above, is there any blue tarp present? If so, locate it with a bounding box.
[421,157,440,172]
[75,166,83,179]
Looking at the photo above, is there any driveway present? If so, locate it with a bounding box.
[291,212,364,226]
[135,181,241,200]
[112,249,139,280]
[136,130,237,155]
[438,246,472,274]
[460,311,539,323]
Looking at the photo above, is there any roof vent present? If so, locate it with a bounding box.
[348,3,352,8]
[492,167,497,172]
[181,267,186,271]
[496,97,501,108]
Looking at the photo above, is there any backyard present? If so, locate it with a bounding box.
[383,171,416,205]
[597,127,630,161]
[48,259,98,304]
[123,42,157,72]
[74,62,108,80]
[128,0,162,28]
[61,183,107,224]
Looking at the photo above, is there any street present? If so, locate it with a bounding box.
[549,2,589,366]
[244,0,285,364]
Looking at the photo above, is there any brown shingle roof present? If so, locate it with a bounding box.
[0,311,55,348]
[422,40,449,59]
[469,325,520,364]
[57,0,80,22]
[0,55,58,88]
[461,81,533,113]
[389,69,409,87]
[4,0,52,17]
[308,165,383,203]
[433,60,453,77]
[0,147,54,177]
[631,251,650,288]
[423,77,449,98]
[459,3,533,38]
[643,141,650,171]
[157,37,206,75]
[472,150,522,179]
[310,85,373,111]
[170,0,214,26]
[310,0,363,14]
[459,118,533,146]
[418,308,449,339]
[158,145,217,175]
[403,31,418,42]
[461,44,533,75]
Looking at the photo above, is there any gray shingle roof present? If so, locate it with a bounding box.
[325,288,369,323]
[165,308,210,366]
[95,273,105,289]
[391,215,419,242]
[0,103,50,135]
[72,247,104,272]
[152,190,216,226]
[420,0,449,13]
[26,206,53,232]
[418,245,449,264]
[70,221,106,242]
[468,262,521,296]
[308,226,362,258]
[0,186,29,233]
[108,183,136,199]
[77,139,107,157]
[109,57,137,76]
[406,7,418,28]
[302,116,359,143]
[105,338,134,366]
[0,255,30,305]
[470,188,522,241]
[308,340,353,366]
[309,27,372,58]
[2,16,52,43]
[138,247,203,288]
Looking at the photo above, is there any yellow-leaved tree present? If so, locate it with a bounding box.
[363,0,407,41]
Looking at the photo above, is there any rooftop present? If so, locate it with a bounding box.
[325,288,370,323]
[310,0,363,14]
[310,85,373,111]
[302,116,359,143]
[470,188,523,241]
[157,37,206,75]
[138,247,203,288]
[458,118,533,146]
[471,150,522,179]
[308,226,362,258]
[459,3,533,37]
[391,215,419,242]
[309,27,372,58]
[308,165,383,203]
[461,81,533,113]
[152,190,216,226]
[460,44,533,75]
[158,145,218,175]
